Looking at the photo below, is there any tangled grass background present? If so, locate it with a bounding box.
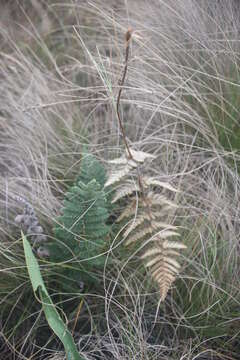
[1,1,240,359]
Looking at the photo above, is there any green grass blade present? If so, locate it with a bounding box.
[22,232,83,360]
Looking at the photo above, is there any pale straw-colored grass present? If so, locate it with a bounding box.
[0,1,240,358]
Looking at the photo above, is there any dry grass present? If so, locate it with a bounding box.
[0,0,240,359]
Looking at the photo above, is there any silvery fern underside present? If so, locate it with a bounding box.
[105,148,186,300]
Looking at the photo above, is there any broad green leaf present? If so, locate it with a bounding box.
[22,231,47,293]
[22,232,83,360]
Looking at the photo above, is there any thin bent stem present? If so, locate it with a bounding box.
[116,28,134,160]
[116,28,153,220]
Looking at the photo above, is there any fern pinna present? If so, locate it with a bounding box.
[105,148,186,301]
[48,153,111,288]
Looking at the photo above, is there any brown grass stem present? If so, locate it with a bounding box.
[116,28,134,160]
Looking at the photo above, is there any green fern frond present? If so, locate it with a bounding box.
[47,153,111,289]
[51,179,110,261]
[76,152,107,188]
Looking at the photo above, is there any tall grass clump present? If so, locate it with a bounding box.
[0,31,89,356]
[1,0,240,359]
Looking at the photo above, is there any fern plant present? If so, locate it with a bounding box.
[47,153,111,289]
[76,152,107,188]
[105,148,186,300]
[103,29,186,301]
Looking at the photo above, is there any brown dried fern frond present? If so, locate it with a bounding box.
[142,239,187,301]
[105,148,156,189]
[106,148,186,300]
[116,200,138,222]
[142,177,180,193]
[146,192,178,208]
[123,214,147,238]
[112,181,140,203]
[125,225,154,245]
[124,216,178,244]
[104,164,134,188]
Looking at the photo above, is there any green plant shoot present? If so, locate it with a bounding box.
[22,231,83,360]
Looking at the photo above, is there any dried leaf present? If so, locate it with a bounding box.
[130,148,156,163]
[112,182,140,203]
[144,178,179,192]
